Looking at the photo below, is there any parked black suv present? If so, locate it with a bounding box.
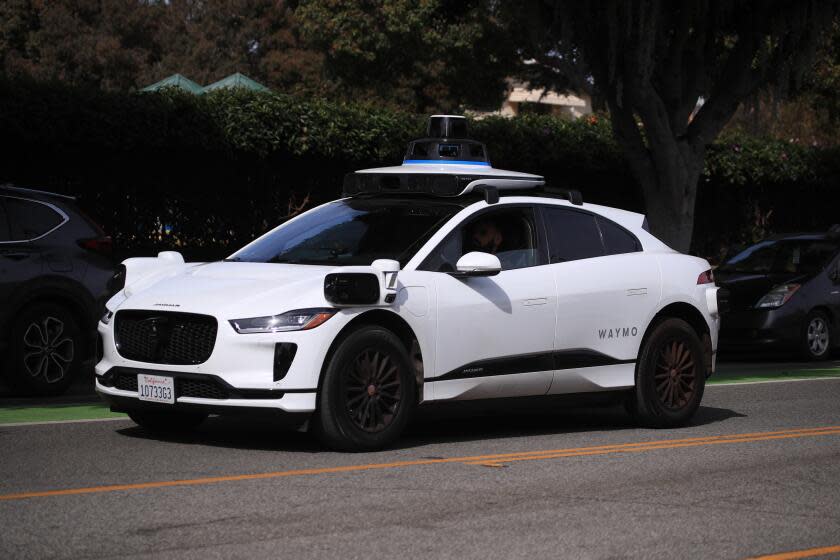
[0,185,118,395]
[716,228,840,360]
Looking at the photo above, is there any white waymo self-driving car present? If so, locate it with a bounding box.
[96,115,722,451]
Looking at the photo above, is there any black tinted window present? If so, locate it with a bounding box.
[597,216,640,255]
[420,207,543,272]
[542,207,604,263]
[3,197,64,241]
[721,238,838,274]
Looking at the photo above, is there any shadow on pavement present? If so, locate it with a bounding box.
[113,398,747,454]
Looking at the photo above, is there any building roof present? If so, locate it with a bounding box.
[202,73,271,93]
[141,73,205,94]
[507,86,589,107]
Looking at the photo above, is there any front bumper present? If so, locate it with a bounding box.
[95,366,317,414]
[719,307,803,350]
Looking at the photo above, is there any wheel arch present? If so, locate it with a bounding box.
[316,309,424,403]
[641,302,712,377]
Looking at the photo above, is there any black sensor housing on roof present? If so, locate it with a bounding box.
[343,173,464,197]
[403,115,491,165]
[428,115,468,138]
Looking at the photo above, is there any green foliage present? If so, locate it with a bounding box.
[0,79,837,261]
[705,131,818,187]
[295,0,516,111]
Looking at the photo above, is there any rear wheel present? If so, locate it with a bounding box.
[801,310,831,361]
[315,325,416,451]
[4,303,81,396]
[128,410,207,433]
[630,318,706,428]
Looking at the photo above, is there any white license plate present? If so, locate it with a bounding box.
[137,374,175,404]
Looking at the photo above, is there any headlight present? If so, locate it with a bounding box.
[100,309,114,325]
[756,283,800,309]
[229,308,336,334]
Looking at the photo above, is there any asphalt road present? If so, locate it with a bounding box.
[1,378,840,560]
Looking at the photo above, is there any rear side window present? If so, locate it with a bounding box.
[2,196,65,241]
[542,207,604,263]
[597,216,641,255]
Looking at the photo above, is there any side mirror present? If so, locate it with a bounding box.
[830,267,840,284]
[454,252,502,277]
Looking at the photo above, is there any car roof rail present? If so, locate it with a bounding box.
[533,186,583,206]
[0,184,77,201]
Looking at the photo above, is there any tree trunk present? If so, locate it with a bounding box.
[606,97,706,254]
[635,143,705,253]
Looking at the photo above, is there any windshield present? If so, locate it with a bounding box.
[720,238,838,275]
[228,198,463,266]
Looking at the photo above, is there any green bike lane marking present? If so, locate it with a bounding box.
[709,368,840,385]
[0,404,126,425]
[0,368,838,426]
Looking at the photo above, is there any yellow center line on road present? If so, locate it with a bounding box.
[462,427,840,466]
[745,544,840,559]
[0,426,838,502]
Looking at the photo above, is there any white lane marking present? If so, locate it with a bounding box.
[0,416,129,428]
[708,376,840,387]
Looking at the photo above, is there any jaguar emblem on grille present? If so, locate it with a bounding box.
[141,316,171,360]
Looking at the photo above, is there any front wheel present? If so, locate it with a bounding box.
[315,325,416,452]
[629,318,706,428]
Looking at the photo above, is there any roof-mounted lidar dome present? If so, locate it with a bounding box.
[344,115,549,202]
[404,115,490,166]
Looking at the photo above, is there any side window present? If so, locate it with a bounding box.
[0,199,10,242]
[596,216,641,255]
[542,206,604,263]
[3,197,64,241]
[419,206,543,272]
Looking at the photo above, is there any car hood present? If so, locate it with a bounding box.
[116,261,335,318]
[715,270,810,310]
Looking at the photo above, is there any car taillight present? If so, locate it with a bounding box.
[697,269,715,284]
[78,236,113,256]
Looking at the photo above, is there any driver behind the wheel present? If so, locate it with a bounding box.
[469,218,504,254]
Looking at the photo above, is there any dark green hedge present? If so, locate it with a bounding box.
[0,78,837,261]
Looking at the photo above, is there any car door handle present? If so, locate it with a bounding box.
[0,251,29,260]
[523,297,548,306]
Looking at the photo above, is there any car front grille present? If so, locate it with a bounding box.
[114,311,217,365]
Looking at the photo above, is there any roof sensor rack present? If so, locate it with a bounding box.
[538,187,583,206]
[472,185,499,204]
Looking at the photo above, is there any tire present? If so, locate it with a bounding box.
[128,410,207,433]
[315,325,416,452]
[630,318,706,428]
[4,303,82,396]
[801,310,832,361]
